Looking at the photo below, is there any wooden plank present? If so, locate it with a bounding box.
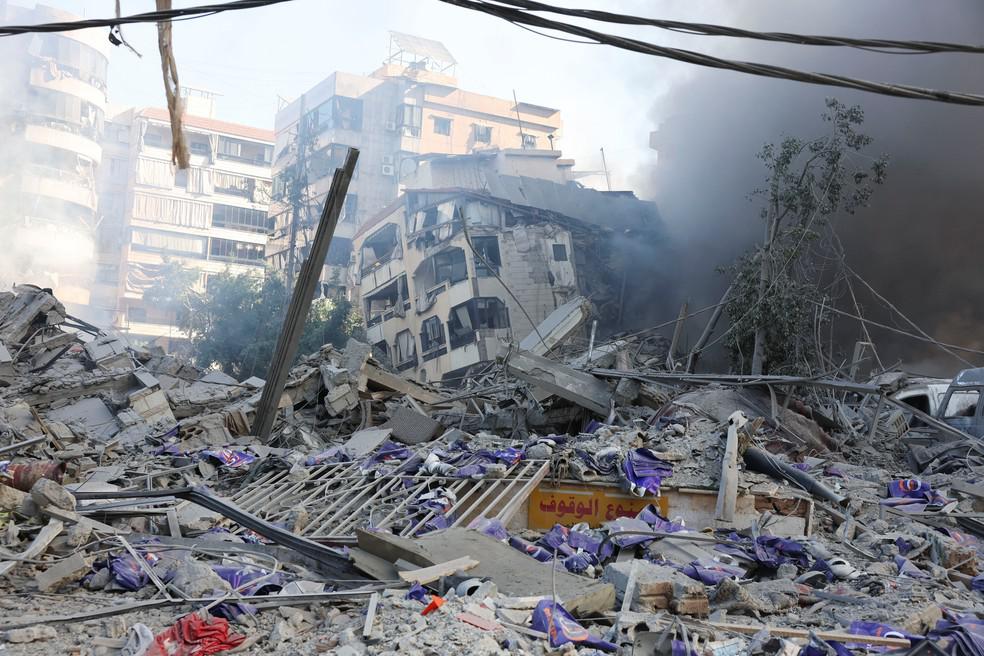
[708,621,911,648]
[397,556,479,584]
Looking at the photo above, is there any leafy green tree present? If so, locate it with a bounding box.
[146,266,360,379]
[725,98,888,375]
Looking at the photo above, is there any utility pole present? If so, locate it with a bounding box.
[600,147,612,192]
[253,149,360,442]
[512,89,528,148]
[285,95,310,285]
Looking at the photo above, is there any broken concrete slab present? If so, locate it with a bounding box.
[381,407,442,445]
[35,552,91,592]
[357,527,614,616]
[604,560,706,613]
[519,296,591,356]
[505,349,613,416]
[46,397,119,441]
[341,427,393,458]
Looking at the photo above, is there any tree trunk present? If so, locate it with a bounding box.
[751,207,776,375]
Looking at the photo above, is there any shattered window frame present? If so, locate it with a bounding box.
[432,116,452,136]
[432,248,468,286]
[398,104,423,137]
[393,329,418,370]
[473,124,492,143]
[448,301,476,350]
[420,315,447,357]
[473,297,510,330]
[472,236,501,277]
[208,237,265,264]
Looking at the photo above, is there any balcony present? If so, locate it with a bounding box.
[21,169,97,211]
[24,124,101,163]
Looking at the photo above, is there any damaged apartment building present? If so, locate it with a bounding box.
[351,148,663,384]
[266,31,563,298]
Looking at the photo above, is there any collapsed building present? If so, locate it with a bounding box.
[2,282,984,655]
[352,148,663,384]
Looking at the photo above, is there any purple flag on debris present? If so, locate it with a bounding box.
[848,620,919,650]
[895,555,931,579]
[508,535,554,563]
[531,599,616,652]
[881,479,953,512]
[202,449,256,468]
[211,565,283,595]
[405,582,430,603]
[929,615,984,656]
[799,640,853,656]
[680,562,744,586]
[305,447,350,467]
[108,554,150,591]
[539,525,576,557]
[621,448,673,497]
[469,517,509,541]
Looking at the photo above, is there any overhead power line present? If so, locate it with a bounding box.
[0,0,295,36]
[437,0,984,106]
[488,0,984,55]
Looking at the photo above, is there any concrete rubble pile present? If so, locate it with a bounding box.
[1,284,983,655]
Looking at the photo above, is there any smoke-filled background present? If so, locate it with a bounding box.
[623,0,984,377]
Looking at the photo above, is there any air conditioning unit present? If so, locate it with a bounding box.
[384,120,397,131]
[381,164,395,176]
[381,155,395,166]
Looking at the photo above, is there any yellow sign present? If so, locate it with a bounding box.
[528,485,669,530]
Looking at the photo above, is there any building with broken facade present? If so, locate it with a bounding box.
[0,2,109,310]
[266,32,563,297]
[92,91,274,348]
[351,148,663,384]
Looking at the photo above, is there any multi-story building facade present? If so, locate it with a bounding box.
[351,149,663,385]
[266,32,563,297]
[0,2,109,311]
[93,92,273,348]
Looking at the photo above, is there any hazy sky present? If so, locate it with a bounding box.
[14,0,745,191]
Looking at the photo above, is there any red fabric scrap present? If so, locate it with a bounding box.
[145,613,245,656]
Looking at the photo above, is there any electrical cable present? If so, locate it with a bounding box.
[484,0,984,55]
[0,0,297,36]
[807,301,984,357]
[437,0,984,106]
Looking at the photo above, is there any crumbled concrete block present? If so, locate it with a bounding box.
[0,483,27,512]
[30,478,76,511]
[35,552,92,592]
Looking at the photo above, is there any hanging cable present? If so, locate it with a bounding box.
[0,0,296,36]
[437,0,984,106]
[484,0,984,55]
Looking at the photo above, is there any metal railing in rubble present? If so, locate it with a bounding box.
[227,458,550,543]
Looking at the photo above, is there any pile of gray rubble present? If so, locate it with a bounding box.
[1,284,983,655]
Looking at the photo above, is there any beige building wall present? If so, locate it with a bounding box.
[353,193,578,384]
[267,34,563,296]
[95,101,273,349]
